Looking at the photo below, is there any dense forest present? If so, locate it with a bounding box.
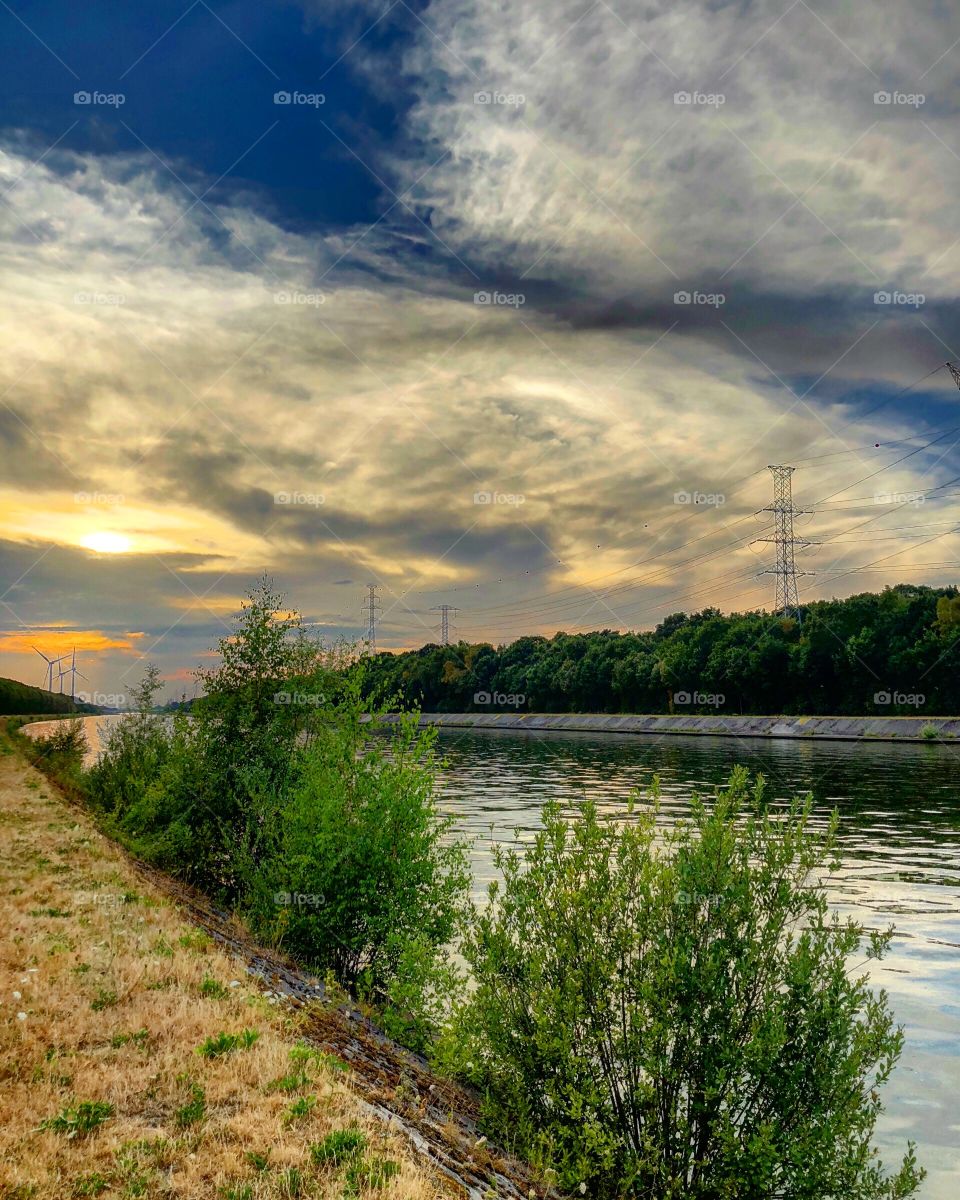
[0,675,92,716]
[361,585,960,716]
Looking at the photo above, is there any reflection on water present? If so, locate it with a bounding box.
[27,717,960,1192]
[431,727,960,1198]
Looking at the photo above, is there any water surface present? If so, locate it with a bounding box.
[431,726,960,1197]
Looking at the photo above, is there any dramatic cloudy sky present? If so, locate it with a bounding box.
[2,0,960,699]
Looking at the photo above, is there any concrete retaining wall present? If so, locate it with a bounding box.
[397,712,960,743]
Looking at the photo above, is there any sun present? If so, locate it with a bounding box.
[81,531,132,554]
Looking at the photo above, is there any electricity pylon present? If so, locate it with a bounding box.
[431,604,458,646]
[758,465,817,619]
[363,584,381,654]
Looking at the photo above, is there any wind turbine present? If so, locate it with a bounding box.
[57,649,87,701]
[33,647,67,693]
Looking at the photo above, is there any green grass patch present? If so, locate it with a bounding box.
[196,1029,259,1059]
[40,1100,114,1138]
[283,1095,316,1123]
[198,975,229,999]
[309,1128,367,1168]
[344,1156,400,1194]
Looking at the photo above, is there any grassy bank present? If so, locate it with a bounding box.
[0,723,452,1200]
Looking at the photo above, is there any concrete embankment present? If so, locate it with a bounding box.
[402,711,960,743]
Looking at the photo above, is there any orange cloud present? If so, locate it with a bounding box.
[0,630,146,655]
[161,667,196,683]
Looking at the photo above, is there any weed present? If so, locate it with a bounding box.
[289,1041,346,1073]
[216,1186,252,1200]
[277,1167,305,1197]
[267,1070,310,1094]
[244,1149,271,1172]
[196,1029,260,1058]
[29,907,71,918]
[199,976,229,999]
[309,1128,367,1168]
[344,1156,400,1194]
[71,1174,109,1197]
[174,1081,206,1128]
[40,1100,114,1138]
[178,930,212,952]
[90,988,118,1012]
[110,1028,149,1049]
[284,1095,316,1123]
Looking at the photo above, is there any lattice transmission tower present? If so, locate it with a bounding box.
[758,465,817,619]
[431,604,458,646]
[363,583,381,653]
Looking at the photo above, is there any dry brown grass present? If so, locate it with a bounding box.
[0,733,456,1200]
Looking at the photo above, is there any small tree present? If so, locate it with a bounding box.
[460,768,923,1199]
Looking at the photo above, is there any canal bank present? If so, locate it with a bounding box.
[401,711,960,742]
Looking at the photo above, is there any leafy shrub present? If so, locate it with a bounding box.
[87,581,470,1048]
[245,700,469,1001]
[459,768,924,1199]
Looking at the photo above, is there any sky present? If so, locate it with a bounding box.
[2,0,960,702]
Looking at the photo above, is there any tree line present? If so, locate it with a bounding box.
[361,584,960,715]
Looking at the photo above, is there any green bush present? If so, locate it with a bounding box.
[86,581,470,1048]
[22,719,88,789]
[243,696,470,1005]
[459,768,924,1199]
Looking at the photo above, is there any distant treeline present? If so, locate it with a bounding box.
[0,676,91,716]
[362,585,960,716]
